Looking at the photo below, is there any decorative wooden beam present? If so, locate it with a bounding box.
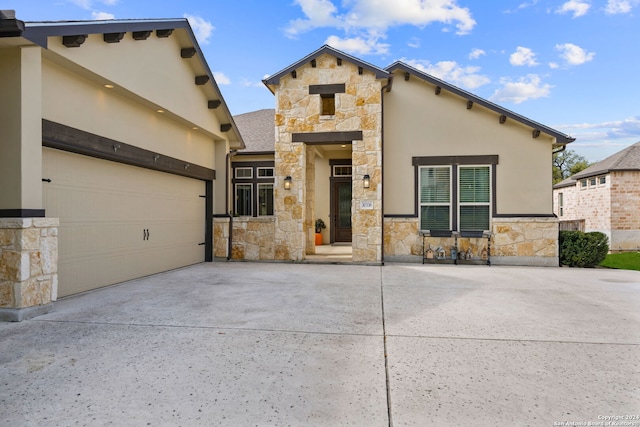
[181,47,197,58]
[532,129,541,138]
[195,75,210,85]
[62,35,87,48]
[466,100,474,110]
[311,59,316,68]
[499,115,507,124]
[208,100,221,109]
[132,31,151,40]
[220,124,232,132]
[103,32,124,43]
[435,86,441,95]
[156,29,173,38]
[404,72,410,81]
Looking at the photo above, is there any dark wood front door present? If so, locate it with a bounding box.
[332,179,352,243]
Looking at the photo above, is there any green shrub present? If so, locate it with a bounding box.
[559,231,609,267]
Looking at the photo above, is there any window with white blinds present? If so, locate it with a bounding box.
[418,164,491,232]
[459,166,490,231]
[419,166,451,231]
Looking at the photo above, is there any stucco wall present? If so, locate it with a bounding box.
[383,70,555,217]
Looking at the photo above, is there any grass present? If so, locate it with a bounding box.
[599,252,640,271]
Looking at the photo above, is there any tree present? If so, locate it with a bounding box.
[553,149,591,184]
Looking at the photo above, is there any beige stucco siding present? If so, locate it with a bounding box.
[42,58,216,169]
[383,73,555,217]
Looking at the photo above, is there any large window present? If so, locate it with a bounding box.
[419,164,491,232]
[232,162,275,217]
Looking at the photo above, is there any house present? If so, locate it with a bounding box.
[0,11,243,320]
[553,141,640,252]
[219,45,575,266]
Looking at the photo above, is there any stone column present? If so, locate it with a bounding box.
[305,146,316,255]
[0,218,58,321]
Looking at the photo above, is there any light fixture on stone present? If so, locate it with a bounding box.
[284,176,292,190]
[363,174,371,189]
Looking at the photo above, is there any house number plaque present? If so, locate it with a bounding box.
[360,201,374,210]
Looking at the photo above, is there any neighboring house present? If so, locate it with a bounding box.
[553,141,640,252]
[0,11,243,320]
[220,45,575,266]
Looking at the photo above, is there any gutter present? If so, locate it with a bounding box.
[0,10,24,37]
[225,149,237,260]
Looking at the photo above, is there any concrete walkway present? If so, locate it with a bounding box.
[1,262,639,426]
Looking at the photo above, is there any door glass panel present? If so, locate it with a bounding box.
[338,183,352,228]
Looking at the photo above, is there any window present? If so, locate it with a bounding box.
[235,184,252,216]
[599,176,606,185]
[232,162,275,217]
[333,165,352,177]
[458,166,490,231]
[418,164,491,232]
[258,184,274,216]
[235,167,252,179]
[419,167,451,230]
[589,177,596,186]
[257,167,274,177]
[580,179,587,189]
[321,94,335,116]
[558,192,564,217]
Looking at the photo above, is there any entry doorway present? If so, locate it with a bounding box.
[331,178,352,243]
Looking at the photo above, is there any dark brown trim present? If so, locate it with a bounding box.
[181,47,197,58]
[292,131,363,144]
[235,151,275,156]
[329,159,352,166]
[309,84,346,95]
[493,214,557,218]
[132,30,151,40]
[232,160,275,168]
[384,214,418,218]
[42,120,215,181]
[231,161,275,217]
[0,209,46,218]
[412,155,499,166]
[205,180,213,262]
[103,32,124,43]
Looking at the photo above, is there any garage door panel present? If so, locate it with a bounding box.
[43,147,206,297]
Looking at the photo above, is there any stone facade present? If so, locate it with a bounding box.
[214,216,275,261]
[272,53,384,263]
[554,170,640,251]
[213,217,230,258]
[0,218,58,321]
[383,216,558,266]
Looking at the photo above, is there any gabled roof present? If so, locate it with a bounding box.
[13,16,243,148]
[233,109,275,153]
[263,44,390,89]
[553,141,640,188]
[572,141,640,179]
[386,61,575,146]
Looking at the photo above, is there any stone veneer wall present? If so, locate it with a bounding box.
[273,53,384,262]
[0,218,58,321]
[383,216,559,266]
[610,171,640,251]
[213,216,276,260]
[213,217,230,258]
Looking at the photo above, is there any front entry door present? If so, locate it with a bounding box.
[332,179,352,242]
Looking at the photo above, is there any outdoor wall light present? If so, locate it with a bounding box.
[284,176,292,190]
[363,174,371,189]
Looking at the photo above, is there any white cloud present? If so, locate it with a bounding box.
[102,0,119,5]
[408,37,421,48]
[91,11,115,20]
[213,72,231,85]
[509,46,538,66]
[605,0,640,14]
[490,74,552,104]
[325,35,390,55]
[402,58,490,89]
[70,0,118,9]
[504,0,538,13]
[241,79,265,88]
[556,0,591,17]
[557,116,640,139]
[556,43,595,65]
[548,62,559,69]
[286,0,476,43]
[184,14,215,45]
[469,48,486,60]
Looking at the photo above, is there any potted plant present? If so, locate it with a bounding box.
[315,219,326,245]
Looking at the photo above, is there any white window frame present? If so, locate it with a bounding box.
[558,192,564,217]
[332,165,353,177]
[419,165,452,231]
[457,165,491,232]
[257,183,274,216]
[235,167,253,179]
[235,183,252,216]
[257,167,274,178]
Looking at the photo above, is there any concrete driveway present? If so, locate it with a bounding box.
[1,262,639,426]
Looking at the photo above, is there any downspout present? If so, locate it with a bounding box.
[225,149,237,260]
[380,77,393,265]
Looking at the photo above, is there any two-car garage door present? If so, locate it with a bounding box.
[43,147,206,297]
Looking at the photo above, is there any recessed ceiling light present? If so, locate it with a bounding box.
[341,144,346,148]
[104,84,114,89]
[156,109,165,113]
[192,126,199,130]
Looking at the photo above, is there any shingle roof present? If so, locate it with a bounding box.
[553,141,640,188]
[572,141,640,179]
[233,109,275,153]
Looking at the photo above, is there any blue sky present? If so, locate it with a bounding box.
[8,0,640,162]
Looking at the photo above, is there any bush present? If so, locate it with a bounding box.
[559,231,609,267]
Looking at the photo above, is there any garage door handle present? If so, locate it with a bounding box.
[143,229,149,240]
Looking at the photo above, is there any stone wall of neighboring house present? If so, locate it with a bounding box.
[0,218,58,321]
[555,177,611,232]
[610,170,640,251]
[383,216,557,266]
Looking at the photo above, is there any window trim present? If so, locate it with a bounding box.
[419,165,452,231]
[558,192,564,217]
[257,183,274,217]
[235,167,253,179]
[457,165,492,232]
[235,183,253,217]
[257,167,274,178]
[231,161,275,217]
